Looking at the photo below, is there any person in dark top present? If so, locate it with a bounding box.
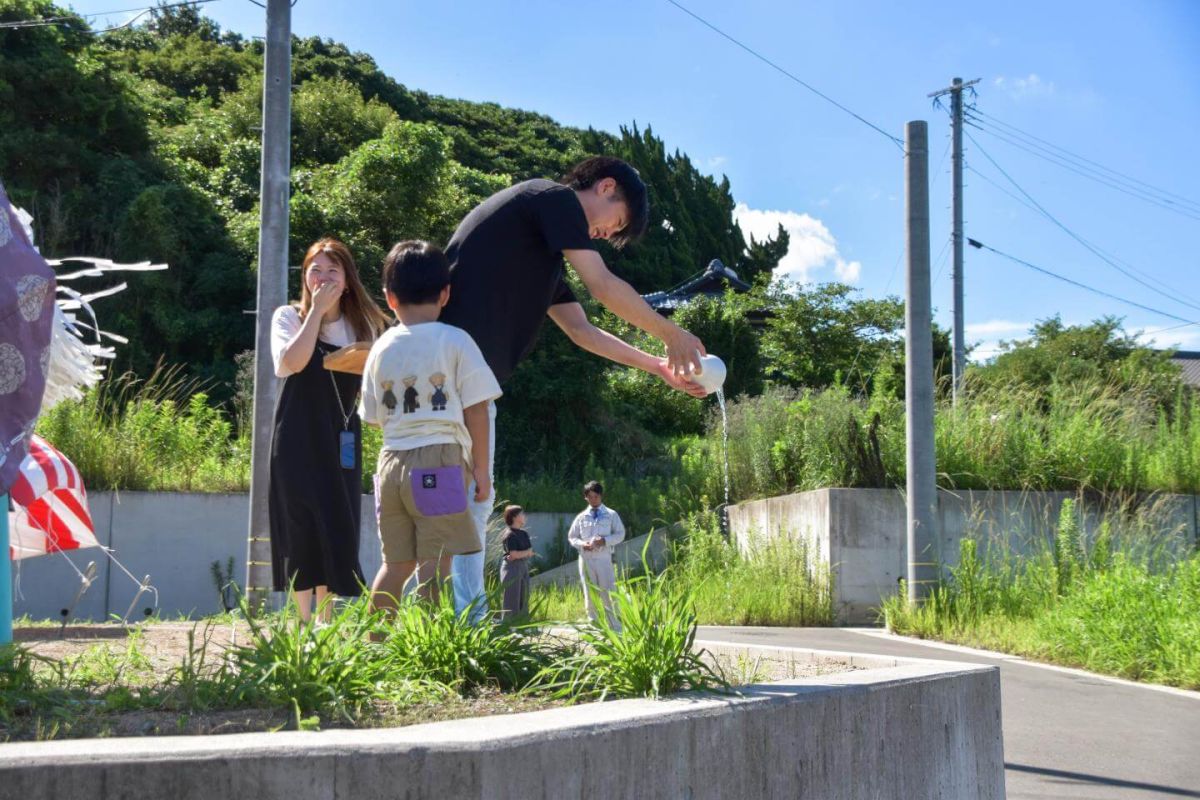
[499,505,534,620]
[440,156,708,620]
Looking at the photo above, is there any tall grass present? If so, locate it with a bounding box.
[500,450,701,527]
[532,511,833,628]
[882,501,1200,689]
[35,367,250,492]
[377,589,555,694]
[533,565,728,701]
[682,379,1200,504]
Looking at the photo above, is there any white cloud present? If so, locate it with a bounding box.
[706,155,728,171]
[963,320,1033,364]
[993,73,1055,101]
[834,260,861,283]
[965,319,1031,338]
[733,202,862,285]
[1136,325,1200,352]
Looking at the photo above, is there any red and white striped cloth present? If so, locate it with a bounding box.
[7,434,99,560]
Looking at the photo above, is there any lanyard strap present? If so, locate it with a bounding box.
[328,369,358,430]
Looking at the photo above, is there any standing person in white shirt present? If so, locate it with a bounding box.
[268,238,390,624]
[360,241,502,618]
[567,481,626,630]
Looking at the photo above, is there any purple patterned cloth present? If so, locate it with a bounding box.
[0,179,55,495]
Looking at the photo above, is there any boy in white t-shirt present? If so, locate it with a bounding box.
[360,241,502,616]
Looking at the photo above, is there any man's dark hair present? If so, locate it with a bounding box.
[382,240,450,305]
[583,480,603,496]
[562,156,649,249]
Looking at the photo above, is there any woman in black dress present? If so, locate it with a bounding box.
[269,238,389,623]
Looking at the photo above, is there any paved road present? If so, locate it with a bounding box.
[697,626,1200,800]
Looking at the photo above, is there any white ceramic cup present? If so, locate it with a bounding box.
[691,354,726,395]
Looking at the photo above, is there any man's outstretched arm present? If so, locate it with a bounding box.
[563,248,705,378]
[547,302,707,397]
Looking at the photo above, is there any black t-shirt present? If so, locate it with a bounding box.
[440,179,593,384]
[501,527,532,554]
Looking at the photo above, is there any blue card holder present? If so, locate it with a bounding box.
[339,430,356,470]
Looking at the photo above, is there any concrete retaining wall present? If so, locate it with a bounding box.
[529,528,674,588]
[0,647,1005,800]
[728,487,1200,624]
[23,486,1193,625]
[11,493,580,622]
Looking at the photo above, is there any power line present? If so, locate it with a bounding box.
[967,113,1200,214]
[965,117,1200,222]
[968,107,1200,211]
[663,0,905,151]
[932,235,952,286]
[967,237,1199,327]
[0,0,221,31]
[965,163,1200,310]
[964,129,1200,315]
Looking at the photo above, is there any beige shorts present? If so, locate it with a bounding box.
[374,444,481,562]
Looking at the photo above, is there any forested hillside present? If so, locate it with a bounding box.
[0,1,787,476]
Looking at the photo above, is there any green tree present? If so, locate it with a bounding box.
[0,0,152,252]
[291,77,398,166]
[299,120,508,279]
[976,316,1183,406]
[109,183,253,386]
[759,280,904,391]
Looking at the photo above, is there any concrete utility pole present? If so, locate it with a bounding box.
[928,77,979,405]
[904,120,938,603]
[245,0,292,612]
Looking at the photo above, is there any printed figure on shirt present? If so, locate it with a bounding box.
[402,375,419,413]
[381,380,397,415]
[430,372,448,410]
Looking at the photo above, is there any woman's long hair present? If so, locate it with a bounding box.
[296,238,390,342]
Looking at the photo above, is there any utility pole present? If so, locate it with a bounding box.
[928,77,979,405]
[904,120,938,603]
[245,0,292,612]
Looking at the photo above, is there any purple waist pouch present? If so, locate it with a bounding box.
[411,466,468,517]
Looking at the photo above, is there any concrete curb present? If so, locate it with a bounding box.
[844,626,1200,701]
[0,649,1005,800]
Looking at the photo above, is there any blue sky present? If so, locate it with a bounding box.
[71,0,1200,358]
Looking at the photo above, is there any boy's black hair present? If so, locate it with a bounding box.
[382,240,450,305]
[561,156,649,249]
[583,480,603,496]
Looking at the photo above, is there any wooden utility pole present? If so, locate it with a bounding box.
[929,77,979,405]
[904,120,938,603]
[245,0,292,611]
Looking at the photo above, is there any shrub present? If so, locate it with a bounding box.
[377,589,555,694]
[533,566,728,701]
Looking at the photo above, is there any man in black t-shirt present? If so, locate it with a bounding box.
[441,156,707,620]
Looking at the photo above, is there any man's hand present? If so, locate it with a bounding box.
[663,325,705,379]
[472,464,491,502]
[654,359,708,398]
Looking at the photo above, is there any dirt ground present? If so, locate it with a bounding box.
[16,621,244,670]
[6,622,856,741]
